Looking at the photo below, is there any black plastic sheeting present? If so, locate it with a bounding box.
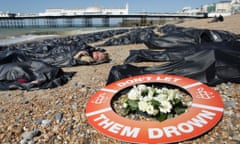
[107,26,240,86]
[1,25,240,90]
[124,41,240,63]
[107,44,240,86]
[0,60,74,90]
[0,29,129,90]
[1,42,108,67]
[145,24,238,49]
[98,27,156,46]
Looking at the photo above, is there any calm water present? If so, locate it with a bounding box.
[0,26,119,46]
[0,27,115,38]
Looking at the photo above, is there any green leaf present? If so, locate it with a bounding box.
[174,106,187,114]
[121,96,128,103]
[128,100,138,111]
[141,90,148,96]
[174,98,181,104]
[157,113,167,121]
[167,113,174,119]
[122,107,130,116]
[151,99,160,107]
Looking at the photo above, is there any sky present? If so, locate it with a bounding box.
[0,0,221,14]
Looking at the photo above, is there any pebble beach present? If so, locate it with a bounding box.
[0,14,240,143]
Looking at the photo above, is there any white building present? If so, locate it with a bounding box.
[0,11,9,17]
[231,0,240,13]
[177,7,202,15]
[178,0,240,17]
[39,4,128,16]
[202,0,240,17]
[215,1,231,13]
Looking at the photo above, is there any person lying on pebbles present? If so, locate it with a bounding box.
[74,48,110,64]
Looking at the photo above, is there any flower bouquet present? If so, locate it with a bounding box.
[119,84,190,122]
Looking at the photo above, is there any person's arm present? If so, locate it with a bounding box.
[80,55,94,63]
[73,51,89,59]
[73,50,94,63]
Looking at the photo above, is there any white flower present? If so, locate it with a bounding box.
[159,101,172,113]
[138,101,148,112]
[139,96,144,101]
[175,93,182,99]
[161,87,168,94]
[127,87,140,100]
[137,84,148,92]
[153,109,159,115]
[121,84,189,121]
[139,96,150,102]
[156,88,163,94]
[123,103,128,108]
[147,87,155,100]
[168,89,177,101]
[146,105,158,115]
[154,94,168,102]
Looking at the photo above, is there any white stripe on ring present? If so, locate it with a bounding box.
[192,103,224,112]
[86,107,112,117]
[182,82,202,89]
[101,88,118,93]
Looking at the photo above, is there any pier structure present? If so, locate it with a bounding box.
[0,13,207,28]
[0,3,208,28]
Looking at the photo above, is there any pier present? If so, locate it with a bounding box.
[0,13,207,28]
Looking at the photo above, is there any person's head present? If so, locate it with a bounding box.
[92,51,110,63]
[74,50,110,64]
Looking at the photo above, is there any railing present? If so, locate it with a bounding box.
[0,12,208,28]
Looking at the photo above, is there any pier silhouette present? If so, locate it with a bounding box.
[0,13,207,28]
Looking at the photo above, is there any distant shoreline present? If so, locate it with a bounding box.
[0,27,131,46]
[0,35,59,46]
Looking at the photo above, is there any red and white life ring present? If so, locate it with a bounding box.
[85,74,224,143]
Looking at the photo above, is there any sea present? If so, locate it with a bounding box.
[0,26,120,46]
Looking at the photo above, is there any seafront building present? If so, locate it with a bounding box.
[0,11,8,17]
[177,0,240,17]
[1,1,240,18]
[0,4,130,28]
[0,1,239,28]
[202,1,232,17]
[231,0,240,13]
[38,4,128,16]
[0,4,128,18]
